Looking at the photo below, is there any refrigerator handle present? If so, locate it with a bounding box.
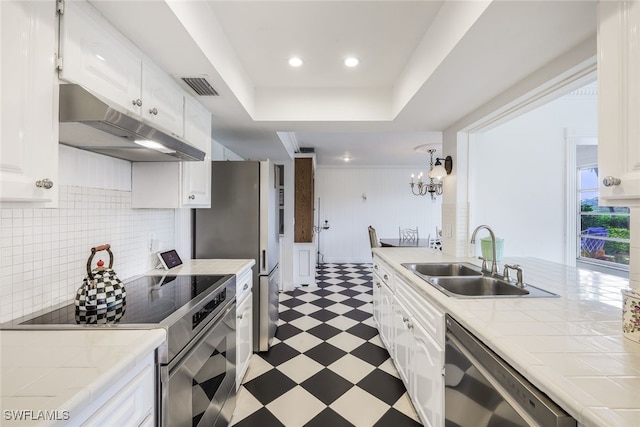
[262,250,266,271]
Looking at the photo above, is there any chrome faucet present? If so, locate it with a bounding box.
[503,264,525,287]
[470,225,499,276]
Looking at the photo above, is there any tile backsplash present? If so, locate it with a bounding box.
[0,185,175,323]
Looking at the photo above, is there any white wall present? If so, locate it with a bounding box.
[469,93,597,264]
[0,145,177,323]
[316,166,442,263]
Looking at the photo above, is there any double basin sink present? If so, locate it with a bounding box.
[402,262,558,298]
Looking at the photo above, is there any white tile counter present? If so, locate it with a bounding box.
[0,259,254,426]
[374,247,640,427]
[144,259,254,277]
[0,328,165,426]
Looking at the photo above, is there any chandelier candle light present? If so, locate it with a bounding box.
[410,148,453,200]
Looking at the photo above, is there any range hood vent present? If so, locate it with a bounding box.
[59,85,206,162]
[181,77,219,96]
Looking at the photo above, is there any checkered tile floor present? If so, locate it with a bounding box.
[230,263,422,427]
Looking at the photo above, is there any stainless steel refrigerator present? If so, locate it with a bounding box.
[193,160,280,352]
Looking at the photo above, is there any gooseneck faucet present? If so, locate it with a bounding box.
[470,225,499,276]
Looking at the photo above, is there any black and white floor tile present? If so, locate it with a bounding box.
[230,263,422,427]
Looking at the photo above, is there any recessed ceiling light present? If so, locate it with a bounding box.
[344,57,359,67]
[288,57,303,67]
[343,156,351,162]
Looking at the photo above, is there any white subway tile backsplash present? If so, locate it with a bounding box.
[0,184,176,323]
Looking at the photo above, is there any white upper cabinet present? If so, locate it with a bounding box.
[59,0,185,139]
[131,96,211,209]
[141,61,184,138]
[597,1,640,207]
[59,0,142,117]
[182,96,212,207]
[1,1,59,206]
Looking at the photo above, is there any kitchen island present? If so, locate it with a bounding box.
[0,258,255,426]
[374,247,640,427]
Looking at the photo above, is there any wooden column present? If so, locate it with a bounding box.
[294,157,314,242]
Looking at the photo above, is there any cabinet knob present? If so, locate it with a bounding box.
[402,316,409,323]
[188,194,195,200]
[407,322,414,330]
[149,107,158,115]
[383,274,389,281]
[243,283,249,290]
[132,98,142,106]
[602,176,621,187]
[237,314,243,319]
[35,179,53,189]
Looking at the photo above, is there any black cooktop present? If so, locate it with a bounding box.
[21,274,229,325]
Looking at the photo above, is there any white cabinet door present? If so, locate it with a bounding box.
[236,292,253,390]
[60,0,142,116]
[141,61,184,137]
[393,298,413,387]
[379,282,394,352]
[597,1,640,206]
[182,96,211,207]
[1,1,58,206]
[412,322,444,427]
[372,273,382,327]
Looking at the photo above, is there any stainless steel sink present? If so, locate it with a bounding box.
[402,262,558,298]
[428,276,558,298]
[402,262,482,277]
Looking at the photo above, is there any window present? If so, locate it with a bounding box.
[578,166,630,268]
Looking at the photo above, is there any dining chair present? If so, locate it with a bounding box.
[368,226,380,250]
[399,227,419,242]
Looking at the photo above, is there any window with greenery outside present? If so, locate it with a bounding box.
[579,168,630,267]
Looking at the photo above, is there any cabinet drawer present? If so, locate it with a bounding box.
[236,268,253,301]
[396,275,444,343]
[373,258,393,291]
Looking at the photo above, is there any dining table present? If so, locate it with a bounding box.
[379,238,430,247]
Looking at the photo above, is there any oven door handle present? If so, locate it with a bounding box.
[167,299,236,373]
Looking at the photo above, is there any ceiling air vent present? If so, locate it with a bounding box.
[299,147,315,153]
[181,77,219,96]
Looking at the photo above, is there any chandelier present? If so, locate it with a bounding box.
[410,148,452,200]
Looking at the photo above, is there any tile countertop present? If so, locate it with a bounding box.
[0,329,166,426]
[0,259,254,426]
[373,247,640,427]
[144,259,255,277]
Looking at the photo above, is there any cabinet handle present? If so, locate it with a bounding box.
[132,98,142,106]
[602,176,621,187]
[35,179,53,189]
[243,283,249,290]
[376,283,381,288]
[402,316,409,323]
[188,195,195,200]
[237,314,243,319]
[407,322,414,330]
[149,107,158,115]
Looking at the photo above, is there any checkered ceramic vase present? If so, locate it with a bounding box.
[75,244,126,312]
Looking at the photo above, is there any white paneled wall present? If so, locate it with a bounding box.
[316,166,442,263]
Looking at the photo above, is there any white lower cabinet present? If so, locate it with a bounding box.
[373,255,444,427]
[236,268,253,389]
[411,321,444,427]
[378,279,394,352]
[74,352,156,427]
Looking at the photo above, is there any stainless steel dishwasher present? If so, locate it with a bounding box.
[444,315,576,427]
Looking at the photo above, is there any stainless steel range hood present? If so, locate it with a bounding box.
[59,85,206,162]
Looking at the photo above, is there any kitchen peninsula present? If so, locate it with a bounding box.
[374,247,639,427]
